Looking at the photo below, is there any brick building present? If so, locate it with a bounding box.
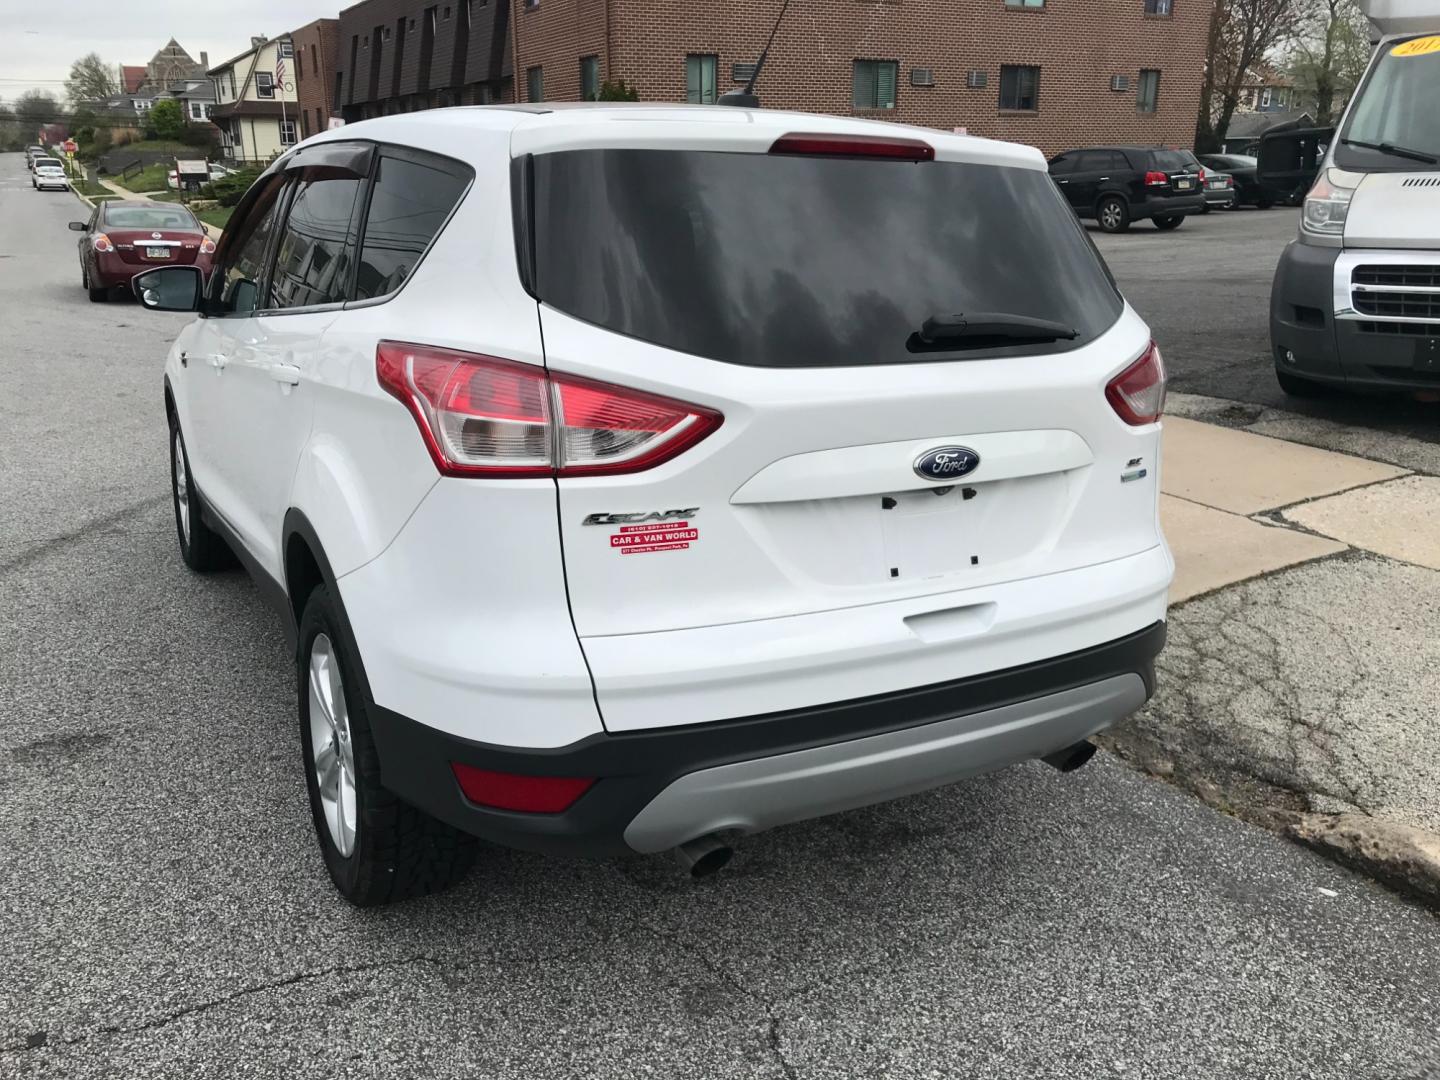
[289,18,343,139]
[334,0,512,120]
[331,0,1212,156]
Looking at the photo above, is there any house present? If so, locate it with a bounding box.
[288,18,341,140]
[208,35,300,163]
[1236,65,1297,113]
[138,40,210,93]
[157,79,219,124]
[1221,108,1315,155]
[120,66,147,94]
[332,0,1213,158]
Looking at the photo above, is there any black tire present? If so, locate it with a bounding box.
[1275,365,1330,398]
[297,584,478,906]
[1153,215,1185,231]
[83,265,108,303]
[168,412,234,571]
[1257,197,1274,210]
[1198,202,1211,214]
[1096,196,1130,234]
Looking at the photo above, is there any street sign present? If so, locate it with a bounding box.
[175,159,210,198]
[61,139,77,154]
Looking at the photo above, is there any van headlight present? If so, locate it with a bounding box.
[1302,168,1361,236]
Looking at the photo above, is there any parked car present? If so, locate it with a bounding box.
[166,162,232,190]
[132,107,1172,905]
[68,200,215,303]
[1048,146,1207,232]
[31,159,69,191]
[1196,154,1273,208]
[1200,171,1236,211]
[25,147,48,171]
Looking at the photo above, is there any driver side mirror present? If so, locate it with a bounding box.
[132,265,204,313]
[68,221,86,232]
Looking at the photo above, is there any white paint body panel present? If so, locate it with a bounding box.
[1345,172,1440,248]
[168,104,1169,755]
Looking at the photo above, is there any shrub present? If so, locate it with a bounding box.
[598,79,640,102]
[201,166,263,208]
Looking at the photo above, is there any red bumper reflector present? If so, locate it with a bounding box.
[450,764,596,813]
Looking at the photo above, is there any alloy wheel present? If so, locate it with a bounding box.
[172,429,190,546]
[308,634,358,857]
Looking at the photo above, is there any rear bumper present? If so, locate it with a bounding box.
[368,621,1166,857]
[1204,188,1237,208]
[1136,192,1206,219]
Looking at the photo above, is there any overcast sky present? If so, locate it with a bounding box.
[0,1,330,104]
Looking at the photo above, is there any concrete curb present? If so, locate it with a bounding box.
[1289,813,1440,908]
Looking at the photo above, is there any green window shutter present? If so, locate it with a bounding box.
[852,60,873,108]
[877,61,897,108]
[686,55,699,103]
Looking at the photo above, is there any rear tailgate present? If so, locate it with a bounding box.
[521,130,1164,730]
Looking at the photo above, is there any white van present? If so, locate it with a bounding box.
[1269,0,1440,395]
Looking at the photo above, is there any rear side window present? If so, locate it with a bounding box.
[354,152,469,301]
[527,149,1122,368]
[214,177,286,316]
[268,174,363,309]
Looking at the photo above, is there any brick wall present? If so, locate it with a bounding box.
[516,0,1212,157]
[291,18,340,139]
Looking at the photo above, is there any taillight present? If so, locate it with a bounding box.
[200,237,216,254]
[1197,167,1207,182]
[375,340,722,478]
[1106,342,1167,426]
[450,763,595,813]
[92,233,113,253]
[770,133,935,161]
[1143,171,1167,186]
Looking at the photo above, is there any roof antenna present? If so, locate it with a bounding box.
[717,0,792,108]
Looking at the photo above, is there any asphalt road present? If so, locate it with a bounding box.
[1094,207,1440,447]
[2,151,1439,1079]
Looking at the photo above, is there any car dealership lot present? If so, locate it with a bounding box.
[3,152,1440,1078]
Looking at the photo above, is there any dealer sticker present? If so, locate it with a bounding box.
[1392,34,1440,57]
[609,521,698,555]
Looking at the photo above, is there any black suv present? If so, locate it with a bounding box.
[1048,146,1207,233]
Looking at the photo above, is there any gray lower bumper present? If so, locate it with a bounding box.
[623,673,1148,854]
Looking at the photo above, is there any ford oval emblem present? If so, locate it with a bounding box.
[914,445,980,481]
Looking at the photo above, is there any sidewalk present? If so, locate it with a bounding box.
[1120,401,1440,904]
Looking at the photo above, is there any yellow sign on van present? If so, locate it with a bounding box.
[1391,34,1440,57]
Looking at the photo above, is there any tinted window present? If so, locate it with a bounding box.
[1149,150,1190,172]
[268,175,363,309]
[530,149,1121,369]
[1075,150,1112,171]
[1048,154,1075,174]
[354,153,469,301]
[215,178,286,316]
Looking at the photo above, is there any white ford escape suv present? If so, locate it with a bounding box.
[134,105,1172,905]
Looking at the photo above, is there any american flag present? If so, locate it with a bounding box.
[275,56,286,89]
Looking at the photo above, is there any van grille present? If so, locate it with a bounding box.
[1352,265,1440,287]
[1355,321,1440,337]
[1353,292,1440,319]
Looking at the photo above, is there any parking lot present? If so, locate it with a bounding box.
[3,152,1440,1079]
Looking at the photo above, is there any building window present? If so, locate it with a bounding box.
[316,107,324,132]
[527,65,543,102]
[998,64,1040,110]
[686,54,718,104]
[280,119,297,144]
[581,55,600,101]
[1260,86,1273,107]
[409,18,416,32]
[188,101,210,121]
[852,59,898,110]
[296,49,304,79]
[311,44,319,71]
[1144,0,1173,12]
[1137,69,1161,112]
[257,71,275,98]
[279,41,294,58]
[443,5,451,17]
[1006,0,1045,6]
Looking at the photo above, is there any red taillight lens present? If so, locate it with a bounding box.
[770,133,935,161]
[1143,171,1167,186]
[200,237,216,254]
[450,764,595,813]
[1106,342,1167,426]
[1197,167,1207,182]
[375,341,722,478]
[92,232,113,253]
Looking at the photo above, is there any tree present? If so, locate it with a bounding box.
[597,79,640,102]
[65,52,120,105]
[1195,0,1304,152]
[1287,0,1372,125]
[12,90,60,135]
[148,98,185,140]
[0,103,24,152]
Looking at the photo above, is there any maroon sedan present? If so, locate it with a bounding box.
[70,201,215,303]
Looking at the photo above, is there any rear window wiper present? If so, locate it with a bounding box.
[911,312,1079,351]
[1339,138,1438,165]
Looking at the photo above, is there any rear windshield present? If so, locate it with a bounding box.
[1151,150,1193,172]
[526,149,1121,368]
[103,206,199,230]
[36,159,62,169]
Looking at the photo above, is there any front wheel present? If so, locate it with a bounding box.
[1096,196,1130,234]
[298,585,478,906]
[169,414,233,571]
[1153,215,1185,231]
